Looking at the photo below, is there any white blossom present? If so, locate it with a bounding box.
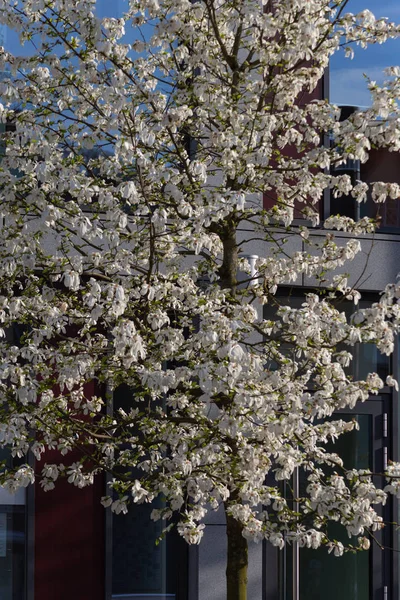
[0,0,397,584]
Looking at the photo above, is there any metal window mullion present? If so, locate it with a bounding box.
[26,452,35,600]
[292,468,300,600]
[105,382,114,600]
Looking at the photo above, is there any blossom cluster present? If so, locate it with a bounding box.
[0,0,398,556]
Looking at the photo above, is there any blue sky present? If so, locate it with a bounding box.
[0,0,125,56]
[331,0,400,106]
[1,0,399,108]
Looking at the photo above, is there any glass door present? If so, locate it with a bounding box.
[279,396,388,600]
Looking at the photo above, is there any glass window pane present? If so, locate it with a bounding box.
[299,544,368,600]
[112,387,186,599]
[0,450,26,600]
[264,296,390,382]
[112,502,186,600]
[356,301,390,382]
[356,343,389,381]
[113,500,167,596]
[285,415,371,600]
[299,417,371,600]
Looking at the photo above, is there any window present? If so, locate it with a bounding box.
[326,105,400,231]
[263,291,394,600]
[263,292,390,382]
[281,399,389,600]
[112,505,187,600]
[109,385,189,600]
[0,325,32,600]
[0,451,27,600]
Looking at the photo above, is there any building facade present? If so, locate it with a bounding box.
[1,4,400,600]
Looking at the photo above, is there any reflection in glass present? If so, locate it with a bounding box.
[356,343,389,382]
[264,296,390,382]
[284,415,371,600]
[355,301,390,382]
[112,386,185,599]
[113,500,168,596]
[0,450,26,600]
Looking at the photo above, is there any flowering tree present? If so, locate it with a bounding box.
[1,0,400,598]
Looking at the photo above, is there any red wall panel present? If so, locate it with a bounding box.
[263,75,326,212]
[34,465,105,600]
[34,381,105,600]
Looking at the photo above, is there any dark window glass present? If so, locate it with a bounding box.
[354,301,390,382]
[264,295,390,382]
[112,503,185,599]
[299,414,370,600]
[111,386,187,600]
[283,415,371,600]
[0,450,26,600]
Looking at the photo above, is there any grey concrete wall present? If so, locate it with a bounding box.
[306,230,400,292]
[198,507,263,600]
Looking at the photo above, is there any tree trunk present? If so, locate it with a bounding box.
[225,510,248,600]
[218,222,238,293]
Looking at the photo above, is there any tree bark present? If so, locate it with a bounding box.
[218,221,238,293]
[225,510,248,600]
